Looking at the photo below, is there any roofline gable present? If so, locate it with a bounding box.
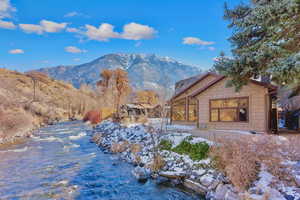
[171,72,220,100]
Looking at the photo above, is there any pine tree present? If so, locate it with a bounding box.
[214,0,300,90]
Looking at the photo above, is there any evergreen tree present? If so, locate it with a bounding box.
[214,0,300,91]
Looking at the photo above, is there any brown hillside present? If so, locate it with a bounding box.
[0,68,99,145]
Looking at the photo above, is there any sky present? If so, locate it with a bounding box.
[0,0,242,72]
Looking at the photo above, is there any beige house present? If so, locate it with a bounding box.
[170,72,277,134]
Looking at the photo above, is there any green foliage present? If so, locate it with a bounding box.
[214,0,300,90]
[172,140,210,161]
[159,139,172,151]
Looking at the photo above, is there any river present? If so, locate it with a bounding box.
[0,121,201,200]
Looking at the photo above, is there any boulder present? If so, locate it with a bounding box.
[159,171,187,179]
[214,184,231,200]
[200,173,215,187]
[183,179,208,195]
[132,166,150,181]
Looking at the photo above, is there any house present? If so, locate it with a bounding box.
[121,103,163,118]
[170,72,278,134]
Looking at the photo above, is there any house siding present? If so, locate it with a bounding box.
[195,78,269,133]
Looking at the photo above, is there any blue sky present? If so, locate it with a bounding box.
[0,0,242,72]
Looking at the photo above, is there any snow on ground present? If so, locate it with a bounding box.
[93,120,300,199]
[214,129,252,135]
[190,137,214,146]
[166,124,196,131]
[161,132,192,148]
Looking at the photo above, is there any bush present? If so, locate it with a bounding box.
[111,141,129,153]
[209,135,299,191]
[83,110,102,124]
[130,143,142,154]
[173,140,210,161]
[159,139,172,151]
[210,138,259,191]
[147,155,165,172]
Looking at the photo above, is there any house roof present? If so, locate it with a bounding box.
[189,76,278,98]
[171,72,221,100]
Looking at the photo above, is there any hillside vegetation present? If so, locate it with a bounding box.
[0,68,99,145]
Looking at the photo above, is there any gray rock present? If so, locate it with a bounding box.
[214,184,231,200]
[295,175,300,187]
[200,173,215,187]
[154,176,169,184]
[132,166,150,181]
[266,188,286,200]
[183,179,208,195]
[159,171,186,179]
[225,190,240,200]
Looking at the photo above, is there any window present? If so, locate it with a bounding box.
[188,98,197,122]
[172,99,186,121]
[210,97,249,122]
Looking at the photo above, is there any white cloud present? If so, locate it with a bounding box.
[19,23,44,34]
[183,37,214,46]
[121,22,156,40]
[65,46,86,53]
[19,20,67,34]
[9,49,24,54]
[0,19,15,29]
[85,23,119,41]
[64,11,89,18]
[66,27,80,33]
[40,20,67,33]
[73,58,80,62]
[82,22,156,42]
[208,47,216,51]
[64,11,79,17]
[0,0,16,19]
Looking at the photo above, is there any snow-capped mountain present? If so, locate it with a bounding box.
[36,53,202,92]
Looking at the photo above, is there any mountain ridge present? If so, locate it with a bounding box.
[35,53,203,93]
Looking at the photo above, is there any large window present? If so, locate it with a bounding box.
[172,99,186,121]
[188,98,197,122]
[210,97,249,122]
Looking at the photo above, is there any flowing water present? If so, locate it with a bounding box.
[0,121,201,200]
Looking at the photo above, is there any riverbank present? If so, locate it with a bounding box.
[91,120,300,200]
[0,121,200,200]
[0,68,99,147]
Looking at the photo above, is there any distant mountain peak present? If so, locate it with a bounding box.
[36,53,202,96]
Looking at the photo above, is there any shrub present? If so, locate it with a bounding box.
[209,135,299,191]
[147,155,165,172]
[130,143,142,154]
[173,140,210,161]
[83,110,102,124]
[210,138,259,191]
[159,139,172,151]
[111,141,129,153]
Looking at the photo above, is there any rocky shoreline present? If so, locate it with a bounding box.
[91,120,300,200]
[90,121,241,200]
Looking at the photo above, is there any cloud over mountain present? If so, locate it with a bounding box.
[19,20,67,34]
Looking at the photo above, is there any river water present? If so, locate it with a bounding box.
[0,121,201,200]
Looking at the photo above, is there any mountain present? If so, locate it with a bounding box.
[36,53,202,93]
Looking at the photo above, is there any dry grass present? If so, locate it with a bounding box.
[0,108,32,137]
[0,68,102,143]
[147,154,165,172]
[111,141,129,153]
[210,135,299,191]
[91,133,102,144]
[130,143,142,154]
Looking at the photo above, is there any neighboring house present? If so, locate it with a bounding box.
[121,103,162,118]
[170,72,277,134]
